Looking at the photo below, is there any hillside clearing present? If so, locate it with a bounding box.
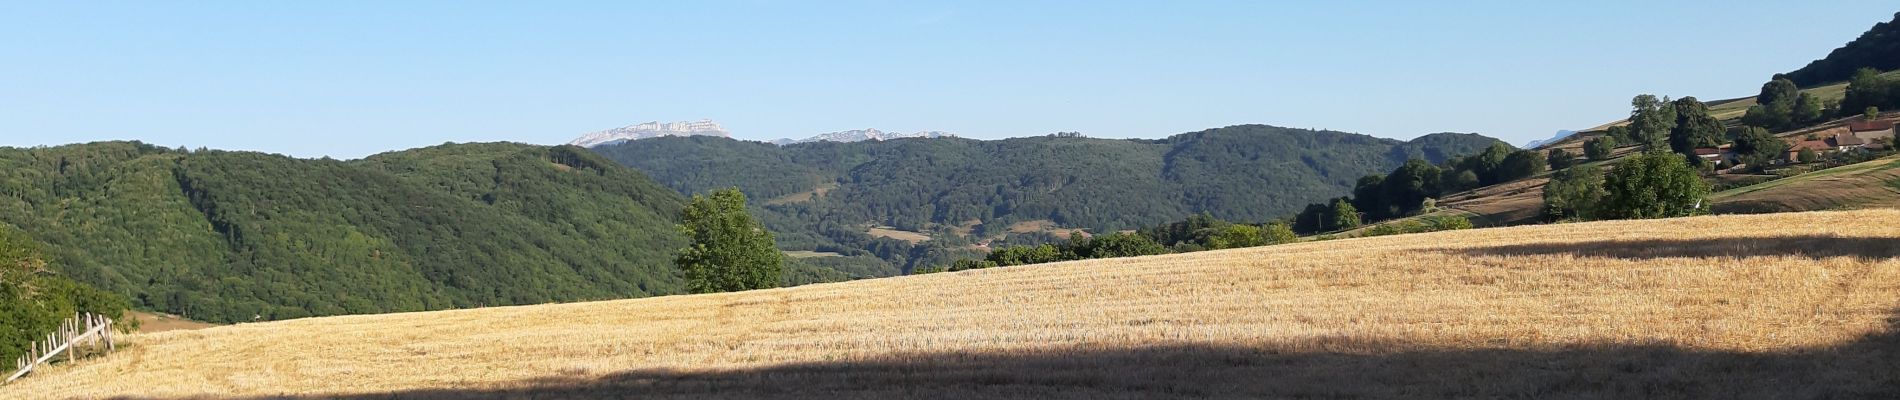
[1711,156,1900,213]
[864,226,931,243]
[7,210,1899,399]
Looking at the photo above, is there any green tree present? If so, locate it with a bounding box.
[1074,232,1167,259]
[1793,93,1825,125]
[1668,97,1727,157]
[1584,136,1618,161]
[1328,198,1362,231]
[1598,152,1710,220]
[1797,147,1818,163]
[1730,127,1788,170]
[1495,149,1548,182]
[1541,166,1605,221]
[1546,148,1579,170]
[1260,222,1298,245]
[1204,224,1265,250]
[1381,159,1442,216]
[1867,106,1882,120]
[1440,169,1481,194]
[1629,95,1676,148]
[675,188,783,294]
[1841,68,1888,118]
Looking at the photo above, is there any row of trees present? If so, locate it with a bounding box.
[1292,143,1546,234]
[1543,152,1710,221]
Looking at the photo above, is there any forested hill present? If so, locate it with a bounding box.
[592,124,1503,243]
[1786,12,1900,86]
[0,141,693,323]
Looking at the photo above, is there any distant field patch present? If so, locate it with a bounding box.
[866,226,930,243]
[127,311,217,333]
[1006,219,1090,238]
[782,250,843,259]
[765,182,838,205]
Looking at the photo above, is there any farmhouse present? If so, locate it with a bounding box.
[1847,119,1895,148]
[1785,139,1834,162]
[1691,146,1736,166]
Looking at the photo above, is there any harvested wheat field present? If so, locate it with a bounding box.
[8,210,1900,399]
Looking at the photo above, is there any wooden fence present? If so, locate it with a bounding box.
[6,312,116,384]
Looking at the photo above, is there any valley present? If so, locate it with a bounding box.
[5,210,1895,398]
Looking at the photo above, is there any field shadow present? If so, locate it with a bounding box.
[137,311,1900,400]
[1456,235,1900,261]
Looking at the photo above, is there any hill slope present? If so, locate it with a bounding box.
[9,210,1897,399]
[1786,12,1900,86]
[591,125,1502,272]
[0,142,690,323]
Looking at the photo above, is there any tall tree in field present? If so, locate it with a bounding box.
[1598,152,1710,220]
[1668,97,1727,158]
[1381,159,1442,217]
[1629,95,1676,148]
[675,188,782,294]
[1541,166,1605,221]
[1546,148,1579,170]
[1584,136,1617,161]
[1328,197,1362,231]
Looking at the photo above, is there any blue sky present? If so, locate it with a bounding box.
[2,1,1894,159]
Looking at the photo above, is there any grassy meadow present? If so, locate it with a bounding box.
[5,210,1898,399]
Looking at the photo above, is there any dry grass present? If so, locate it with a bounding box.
[1005,219,1090,238]
[864,226,930,243]
[125,311,217,334]
[1712,157,1900,213]
[7,210,1900,399]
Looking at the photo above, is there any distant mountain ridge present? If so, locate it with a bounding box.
[772,129,956,145]
[568,119,730,147]
[1522,130,1576,149]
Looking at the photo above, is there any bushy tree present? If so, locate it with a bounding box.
[1730,126,1788,170]
[1350,175,1387,221]
[1797,148,1818,163]
[1440,169,1481,194]
[1598,152,1710,220]
[1204,224,1266,250]
[987,244,1064,266]
[1546,148,1579,170]
[1381,159,1442,217]
[1,227,132,363]
[1329,198,1362,231]
[1793,93,1825,125]
[1629,95,1676,148]
[1496,149,1548,182]
[1073,232,1167,259]
[1841,68,1890,118]
[1743,76,1801,130]
[1584,136,1617,161]
[675,188,783,293]
[1260,222,1298,245]
[1669,97,1727,157]
[1541,166,1605,221]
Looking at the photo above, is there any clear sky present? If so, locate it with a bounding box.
[2,1,1895,159]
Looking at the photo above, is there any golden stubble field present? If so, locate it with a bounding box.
[7,210,1900,399]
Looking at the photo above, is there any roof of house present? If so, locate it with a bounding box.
[1788,140,1833,152]
[1692,148,1723,156]
[1847,119,1896,132]
[1835,133,1869,146]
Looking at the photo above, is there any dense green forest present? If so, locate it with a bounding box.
[0,141,873,324]
[1785,12,1900,86]
[591,125,1503,272]
[0,225,131,365]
